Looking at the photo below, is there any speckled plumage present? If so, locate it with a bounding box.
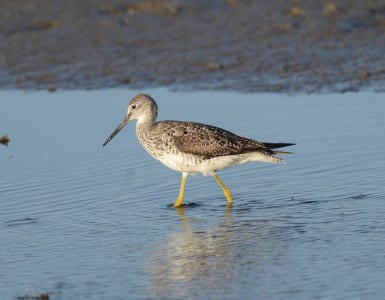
[103,93,295,207]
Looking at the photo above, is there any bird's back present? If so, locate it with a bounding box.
[145,120,293,160]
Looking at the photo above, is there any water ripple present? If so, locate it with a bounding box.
[1,90,385,300]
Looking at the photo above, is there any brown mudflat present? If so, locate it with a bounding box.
[1,0,385,92]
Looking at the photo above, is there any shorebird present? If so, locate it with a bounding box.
[103,94,294,208]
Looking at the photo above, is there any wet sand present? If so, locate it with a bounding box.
[1,0,385,92]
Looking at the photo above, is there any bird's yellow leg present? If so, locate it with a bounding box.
[174,172,188,208]
[212,173,233,207]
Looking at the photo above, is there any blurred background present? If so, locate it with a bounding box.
[1,0,385,92]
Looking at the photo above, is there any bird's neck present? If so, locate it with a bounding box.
[135,117,155,142]
[136,114,155,128]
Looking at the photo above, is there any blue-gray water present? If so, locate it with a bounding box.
[1,90,384,299]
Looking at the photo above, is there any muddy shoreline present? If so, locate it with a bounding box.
[1,0,385,93]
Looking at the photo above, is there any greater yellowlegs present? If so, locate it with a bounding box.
[103,94,294,207]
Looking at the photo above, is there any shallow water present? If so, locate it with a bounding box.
[1,90,385,299]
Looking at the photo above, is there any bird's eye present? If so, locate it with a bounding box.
[131,105,136,109]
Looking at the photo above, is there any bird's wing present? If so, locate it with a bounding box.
[156,121,269,159]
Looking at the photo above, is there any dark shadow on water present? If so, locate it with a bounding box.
[164,201,203,209]
[161,194,314,212]
[5,217,38,227]
[300,200,319,204]
[160,193,352,214]
[261,197,326,210]
[348,193,369,200]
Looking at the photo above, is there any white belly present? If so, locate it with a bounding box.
[154,151,283,176]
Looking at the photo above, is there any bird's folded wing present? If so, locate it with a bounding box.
[159,121,269,159]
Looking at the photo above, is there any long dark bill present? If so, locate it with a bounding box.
[103,116,130,146]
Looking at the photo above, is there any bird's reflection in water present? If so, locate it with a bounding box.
[146,207,288,299]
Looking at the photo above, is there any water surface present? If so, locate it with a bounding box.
[1,90,384,299]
